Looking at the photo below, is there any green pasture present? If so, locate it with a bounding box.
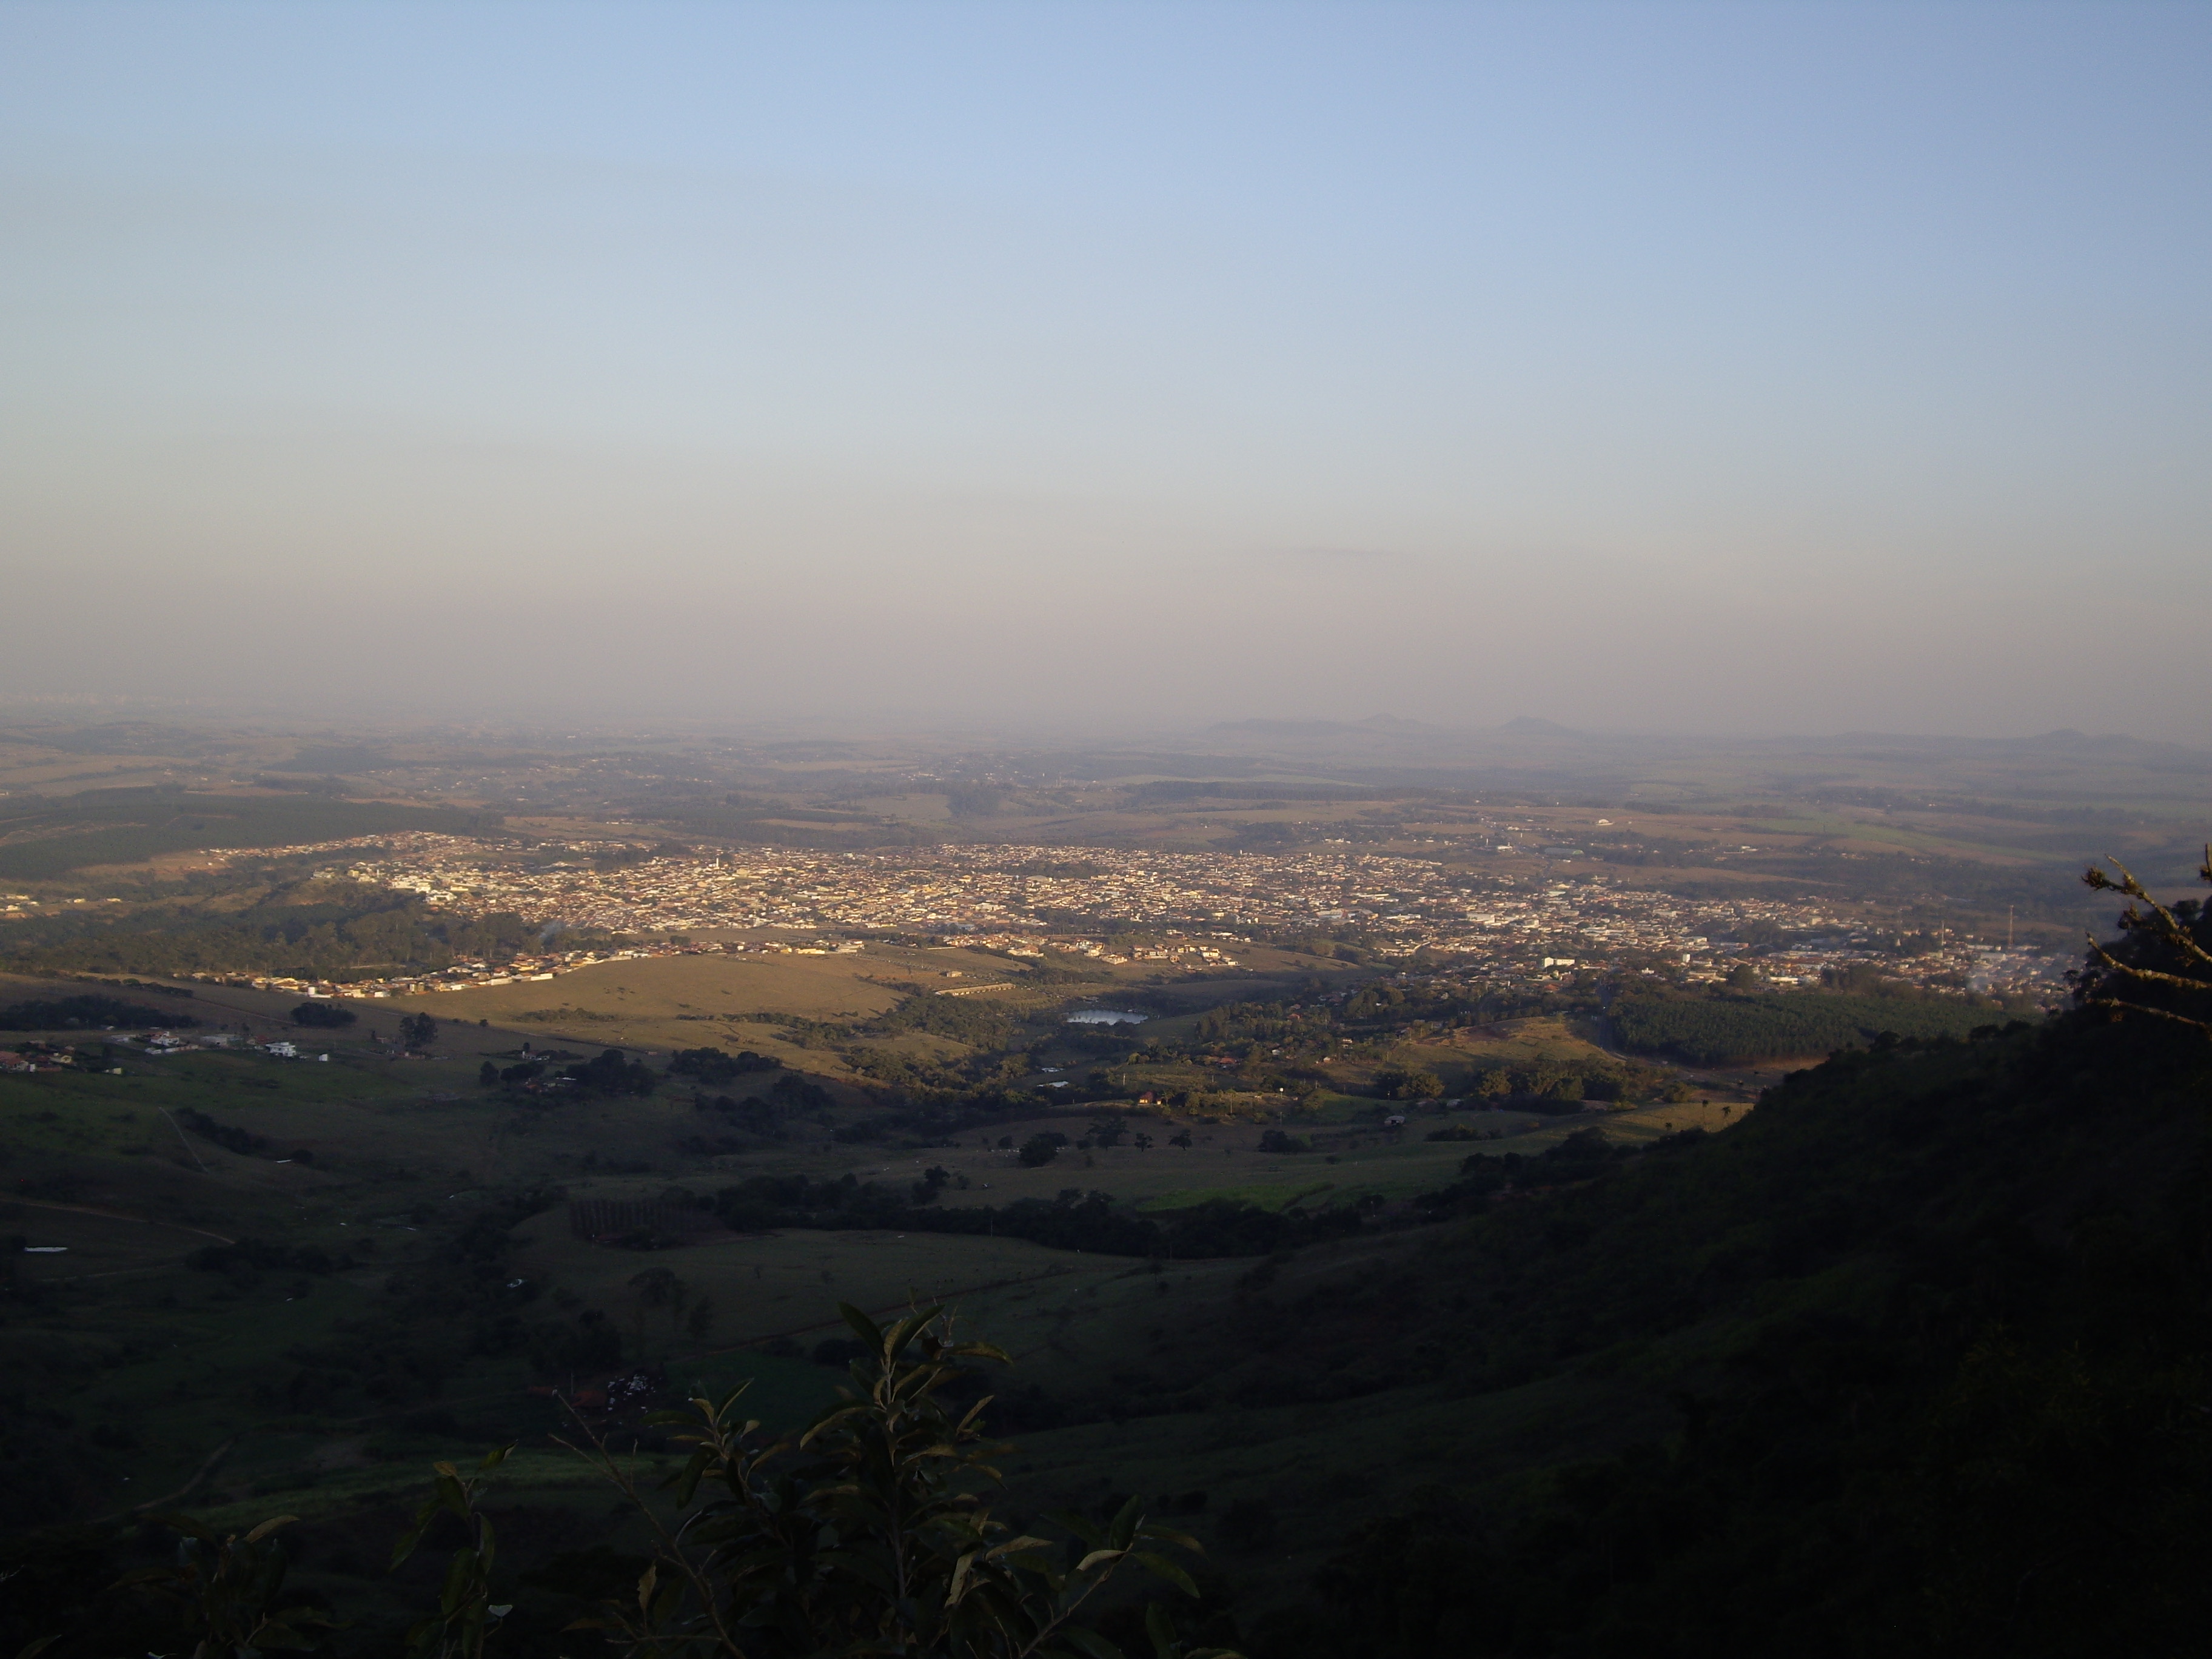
[509,1224,1131,1354]
[2,1245,412,1513]
[1744,814,2051,863]
[1135,1179,1339,1212]
[184,1446,649,1535]
[0,956,1757,1550]
[0,1201,227,1280]
[993,1366,1674,1606]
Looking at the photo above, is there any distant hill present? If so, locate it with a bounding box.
[1208,719,1351,736]
[0,788,500,878]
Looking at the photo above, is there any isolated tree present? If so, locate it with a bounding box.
[477,1061,498,1088]
[399,1011,438,1051]
[1374,1066,1442,1101]
[565,1047,657,1096]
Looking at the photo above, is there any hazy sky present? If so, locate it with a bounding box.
[4,1,2208,738]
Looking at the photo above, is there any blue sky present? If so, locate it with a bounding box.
[4,1,2208,735]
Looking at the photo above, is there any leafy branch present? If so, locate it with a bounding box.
[560,1301,1235,1659]
[112,1511,337,1657]
[2079,846,2212,1036]
[390,1444,517,1659]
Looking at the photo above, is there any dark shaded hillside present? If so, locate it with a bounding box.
[1229,1013,2211,1658]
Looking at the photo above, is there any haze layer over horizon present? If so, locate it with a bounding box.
[4,2,2208,739]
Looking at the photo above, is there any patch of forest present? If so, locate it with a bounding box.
[1609,982,2020,1063]
[711,1171,1364,1259]
[8,892,540,984]
[0,993,196,1030]
[0,788,498,879]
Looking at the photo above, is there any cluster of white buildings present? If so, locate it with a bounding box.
[297,839,2063,999]
[13,823,2049,1004]
[1,1030,324,1068]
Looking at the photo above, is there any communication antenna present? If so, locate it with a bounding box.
[2007,906,2014,950]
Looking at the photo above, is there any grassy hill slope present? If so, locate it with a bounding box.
[1201,1014,2212,1658]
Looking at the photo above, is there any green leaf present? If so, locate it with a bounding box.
[1128,1551,1198,1599]
[251,1618,317,1651]
[389,1518,431,1572]
[243,1515,300,1544]
[947,1551,974,1603]
[672,1444,712,1509]
[1046,1508,1105,1548]
[1146,1601,1178,1659]
[438,1549,477,1615]
[651,1579,685,1624]
[1140,1523,1204,1554]
[838,1301,885,1350]
[1076,1548,1127,1574]
[1108,1493,1144,1550]
[883,1310,927,1358]
[435,1470,471,1522]
[799,1403,870,1447]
